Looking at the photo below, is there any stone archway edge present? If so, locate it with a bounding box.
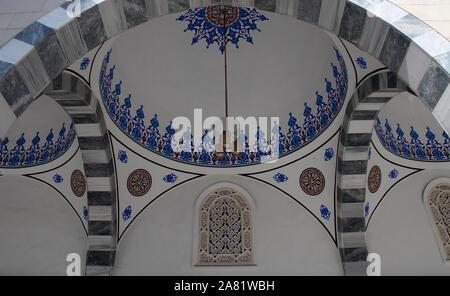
[0,0,448,139]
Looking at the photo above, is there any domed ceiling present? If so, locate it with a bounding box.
[98,6,348,167]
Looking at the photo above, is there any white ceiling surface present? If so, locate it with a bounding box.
[4,94,72,146]
[378,92,447,144]
[0,175,87,275]
[366,169,450,275]
[109,11,339,132]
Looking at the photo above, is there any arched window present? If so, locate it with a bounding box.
[424,180,450,262]
[197,187,253,265]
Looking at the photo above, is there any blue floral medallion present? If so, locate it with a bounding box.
[273,172,288,183]
[388,169,399,179]
[83,206,89,220]
[118,150,128,163]
[53,173,63,184]
[320,205,331,221]
[324,147,334,161]
[375,118,449,161]
[0,123,76,168]
[80,57,90,70]
[163,173,178,183]
[99,46,347,167]
[122,205,132,221]
[356,57,367,69]
[177,5,268,54]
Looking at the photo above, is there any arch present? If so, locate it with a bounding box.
[0,0,448,137]
[336,70,410,275]
[194,182,255,266]
[423,177,450,263]
[44,70,118,276]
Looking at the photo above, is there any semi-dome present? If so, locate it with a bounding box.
[99,7,347,167]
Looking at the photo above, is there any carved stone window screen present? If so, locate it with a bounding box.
[424,181,450,263]
[197,187,254,266]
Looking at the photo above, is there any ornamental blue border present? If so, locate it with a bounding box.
[0,123,76,168]
[374,117,449,161]
[99,48,347,167]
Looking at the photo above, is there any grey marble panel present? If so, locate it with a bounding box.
[55,20,88,66]
[297,0,322,25]
[98,0,129,38]
[418,65,450,111]
[339,247,368,262]
[88,221,112,235]
[338,2,367,43]
[350,110,378,120]
[87,250,115,266]
[78,134,109,150]
[0,67,31,110]
[15,22,54,46]
[342,133,372,147]
[379,27,411,73]
[15,48,50,95]
[276,0,297,17]
[168,0,189,13]
[145,0,169,18]
[88,191,113,206]
[77,6,108,50]
[254,0,276,12]
[357,16,390,57]
[123,0,149,28]
[338,217,365,233]
[338,159,367,175]
[84,162,114,177]
[337,187,366,203]
[0,61,13,79]
[35,32,68,78]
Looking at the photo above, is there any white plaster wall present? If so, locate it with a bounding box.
[0,175,87,275]
[113,175,342,275]
[366,169,450,275]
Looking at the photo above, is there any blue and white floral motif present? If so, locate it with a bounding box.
[273,172,288,183]
[176,6,268,54]
[324,147,334,161]
[98,47,348,167]
[388,169,399,179]
[83,206,89,220]
[118,150,128,163]
[0,123,76,168]
[122,205,132,221]
[375,118,449,161]
[320,205,331,221]
[364,202,369,217]
[53,173,63,184]
[163,173,178,183]
[80,57,90,70]
[356,57,367,69]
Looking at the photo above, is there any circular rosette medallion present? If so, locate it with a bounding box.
[206,5,239,26]
[127,169,152,197]
[368,165,382,193]
[299,168,325,196]
[71,169,86,197]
